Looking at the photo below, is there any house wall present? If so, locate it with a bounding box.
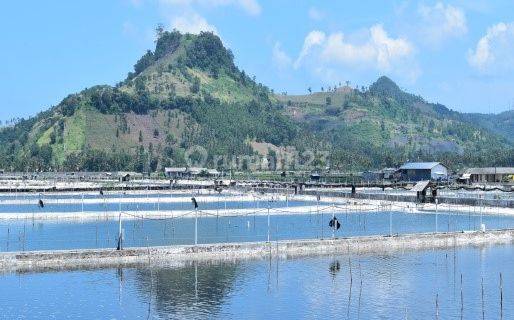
[430,164,448,180]
[471,173,509,183]
[400,169,431,181]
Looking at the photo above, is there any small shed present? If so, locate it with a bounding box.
[165,167,189,179]
[118,172,131,182]
[165,167,221,179]
[411,180,438,203]
[310,172,321,181]
[116,171,142,182]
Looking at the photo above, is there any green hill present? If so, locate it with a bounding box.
[0,31,512,172]
[278,76,513,169]
[460,110,514,144]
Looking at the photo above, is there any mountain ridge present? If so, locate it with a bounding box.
[0,31,512,172]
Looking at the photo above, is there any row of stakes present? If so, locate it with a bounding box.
[115,196,342,251]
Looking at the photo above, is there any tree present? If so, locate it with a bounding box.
[155,24,164,40]
[191,76,200,94]
[134,77,146,94]
[133,50,154,77]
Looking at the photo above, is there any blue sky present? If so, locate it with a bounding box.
[2,0,514,121]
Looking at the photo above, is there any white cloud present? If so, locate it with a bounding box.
[308,7,324,21]
[295,25,415,74]
[238,0,261,15]
[272,42,292,70]
[159,0,261,15]
[468,22,514,72]
[418,2,467,46]
[294,30,326,68]
[171,11,218,34]
[290,25,420,83]
[157,0,260,39]
[324,25,413,70]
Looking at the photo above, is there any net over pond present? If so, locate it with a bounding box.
[2,209,514,251]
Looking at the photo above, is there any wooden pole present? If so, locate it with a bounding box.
[358,262,362,320]
[481,277,485,320]
[389,209,392,236]
[436,293,439,320]
[347,255,353,319]
[195,206,198,246]
[435,199,439,233]
[460,273,463,320]
[267,203,270,243]
[500,272,503,320]
[332,204,335,239]
[117,211,123,250]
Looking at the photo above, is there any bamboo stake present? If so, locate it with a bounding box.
[500,272,503,320]
[460,273,463,320]
[435,293,439,320]
[481,277,485,320]
[358,261,362,320]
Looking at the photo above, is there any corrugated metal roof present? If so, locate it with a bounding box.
[165,167,187,173]
[399,162,442,170]
[411,180,430,192]
[464,167,514,175]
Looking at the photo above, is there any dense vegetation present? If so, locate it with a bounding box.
[0,30,512,173]
[279,76,514,170]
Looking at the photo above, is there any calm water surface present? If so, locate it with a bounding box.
[0,197,313,213]
[1,210,513,251]
[0,244,512,319]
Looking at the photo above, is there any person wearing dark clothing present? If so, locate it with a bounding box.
[191,197,198,209]
[329,217,341,230]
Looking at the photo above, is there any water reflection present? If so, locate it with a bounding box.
[132,262,240,319]
[329,260,341,278]
[0,244,513,319]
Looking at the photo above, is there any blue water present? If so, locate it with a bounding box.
[0,198,314,214]
[0,192,229,201]
[0,244,512,319]
[2,210,513,251]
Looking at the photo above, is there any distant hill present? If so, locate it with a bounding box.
[277,76,513,169]
[0,31,512,172]
[461,110,514,143]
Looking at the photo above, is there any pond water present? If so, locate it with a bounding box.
[0,197,313,214]
[0,191,233,201]
[1,210,513,252]
[0,244,512,319]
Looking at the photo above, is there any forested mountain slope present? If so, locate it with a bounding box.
[0,31,512,172]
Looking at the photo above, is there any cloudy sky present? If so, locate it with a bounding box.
[2,0,514,121]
